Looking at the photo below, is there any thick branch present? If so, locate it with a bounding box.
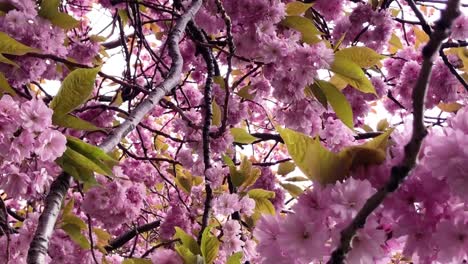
[105,220,161,252]
[328,1,461,263]
[26,1,202,263]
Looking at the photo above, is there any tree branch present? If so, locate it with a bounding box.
[328,0,461,263]
[105,220,161,252]
[407,0,432,35]
[185,21,217,243]
[26,1,203,263]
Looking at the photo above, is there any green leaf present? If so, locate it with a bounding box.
[376,119,389,132]
[213,76,225,90]
[330,56,376,94]
[58,157,98,186]
[200,227,220,264]
[118,9,129,26]
[121,259,152,264]
[314,80,354,129]
[175,245,198,264]
[344,128,394,169]
[280,16,321,44]
[222,155,235,167]
[62,214,87,230]
[279,182,303,197]
[174,227,200,255]
[0,72,16,96]
[93,227,111,251]
[277,127,342,184]
[284,176,309,182]
[237,85,255,100]
[277,161,296,176]
[335,47,386,68]
[0,32,39,66]
[50,67,100,119]
[252,197,276,215]
[277,127,394,184]
[62,197,74,216]
[305,84,327,109]
[39,0,79,29]
[66,136,117,164]
[53,114,101,131]
[247,189,275,199]
[230,128,258,144]
[413,25,429,48]
[226,252,243,264]
[173,165,193,194]
[389,33,403,53]
[239,158,261,189]
[285,1,313,15]
[212,101,222,126]
[61,223,91,249]
[61,147,112,176]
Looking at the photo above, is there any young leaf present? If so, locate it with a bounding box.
[58,157,98,186]
[200,227,220,264]
[212,101,222,126]
[314,80,354,129]
[305,84,328,109]
[226,252,243,264]
[331,56,376,94]
[413,26,429,48]
[280,182,303,197]
[174,227,201,255]
[277,161,296,176]
[437,102,463,113]
[66,136,118,164]
[230,128,258,144]
[277,127,394,184]
[284,176,309,182]
[285,1,313,15]
[213,76,225,90]
[50,67,100,119]
[247,189,276,200]
[39,0,79,29]
[0,72,16,96]
[93,228,111,252]
[0,32,39,67]
[173,165,193,194]
[237,85,255,100]
[247,188,276,221]
[52,114,101,131]
[61,147,112,176]
[61,223,91,249]
[280,16,321,44]
[175,245,198,264]
[278,127,347,184]
[388,33,403,53]
[335,46,386,68]
[121,259,152,264]
[62,198,74,216]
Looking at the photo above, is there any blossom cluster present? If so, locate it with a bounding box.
[0,95,66,199]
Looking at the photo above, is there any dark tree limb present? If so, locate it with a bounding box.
[105,220,161,252]
[328,0,461,263]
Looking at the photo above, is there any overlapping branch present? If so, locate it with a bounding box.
[328,0,461,263]
[26,1,203,263]
[105,220,161,252]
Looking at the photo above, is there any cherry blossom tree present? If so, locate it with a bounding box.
[0,0,467,263]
